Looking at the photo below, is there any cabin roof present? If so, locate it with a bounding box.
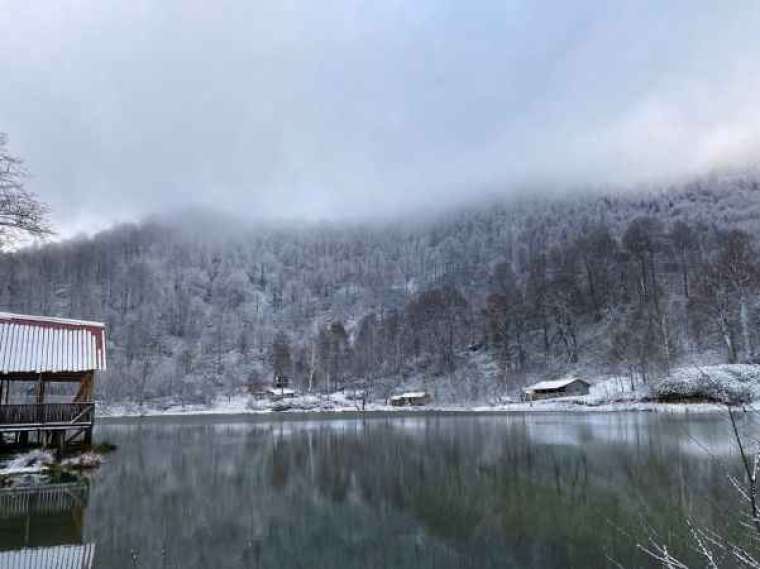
[524,377,589,392]
[390,391,428,400]
[266,387,296,395]
[0,312,107,374]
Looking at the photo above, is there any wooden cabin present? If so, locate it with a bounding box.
[0,312,107,450]
[389,391,431,407]
[273,375,290,389]
[522,378,590,401]
[250,375,297,400]
[264,386,296,400]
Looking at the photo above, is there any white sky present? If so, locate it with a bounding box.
[2,0,760,233]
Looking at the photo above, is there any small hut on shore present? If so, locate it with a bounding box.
[0,312,107,450]
[522,378,590,401]
[389,391,431,407]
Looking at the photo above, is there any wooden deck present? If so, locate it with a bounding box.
[0,403,94,432]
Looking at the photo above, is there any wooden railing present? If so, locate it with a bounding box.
[0,482,89,518]
[0,403,94,427]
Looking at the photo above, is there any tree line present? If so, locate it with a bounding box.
[3,129,760,403]
[1,203,759,403]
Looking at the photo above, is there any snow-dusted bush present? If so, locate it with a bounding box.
[654,365,760,404]
[62,452,103,470]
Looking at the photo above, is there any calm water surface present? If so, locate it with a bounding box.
[1,412,750,568]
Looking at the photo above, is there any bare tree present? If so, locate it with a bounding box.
[0,132,51,247]
[691,261,739,363]
[270,331,292,381]
[576,224,618,319]
[636,407,760,568]
[718,231,758,361]
[670,221,698,299]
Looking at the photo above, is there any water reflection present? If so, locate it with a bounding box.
[79,413,746,568]
[0,481,94,568]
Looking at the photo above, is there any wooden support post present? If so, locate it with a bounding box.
[77,372,96,449]
[73,372,94,403]
[56,431,65,456]
[36,374,45,404]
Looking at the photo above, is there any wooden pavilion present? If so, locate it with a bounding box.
[0,312,107,450]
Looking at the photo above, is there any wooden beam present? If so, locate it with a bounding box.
[0,372,89,383]
[35,375,45,404]
[73,372,94,403]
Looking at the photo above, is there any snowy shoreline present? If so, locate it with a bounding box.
[97,365,760,420]
[96,394,737,420]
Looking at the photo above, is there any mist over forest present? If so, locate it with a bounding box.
[2,170,760,404]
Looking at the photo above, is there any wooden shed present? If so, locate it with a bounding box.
[522,378,590,401]
[389,391,431,407]
[0,312,107,449]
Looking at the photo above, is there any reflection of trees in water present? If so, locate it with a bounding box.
[87,417,744,569]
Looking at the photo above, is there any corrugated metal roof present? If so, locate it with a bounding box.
[390,392,429,400]
[0,544,95,569]
[524,377,589,392]
[0,312,107,374]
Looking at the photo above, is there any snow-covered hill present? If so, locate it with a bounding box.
[3,170,760,405]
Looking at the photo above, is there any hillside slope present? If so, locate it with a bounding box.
[2,170,760,403]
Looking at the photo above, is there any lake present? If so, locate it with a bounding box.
[0,412,750,568]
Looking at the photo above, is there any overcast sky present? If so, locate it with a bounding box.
[2,1,760,235]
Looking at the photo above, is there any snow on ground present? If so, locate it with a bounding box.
[472,399,732,414]
[0,449,55,475]
[0,449,105,491]
[97,388,737,419]
[588,376,645,403]
[100,392,384,418]
[97,365,760,419]
[99,394,257,418]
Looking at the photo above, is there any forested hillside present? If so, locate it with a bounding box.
[3,171,760,404]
